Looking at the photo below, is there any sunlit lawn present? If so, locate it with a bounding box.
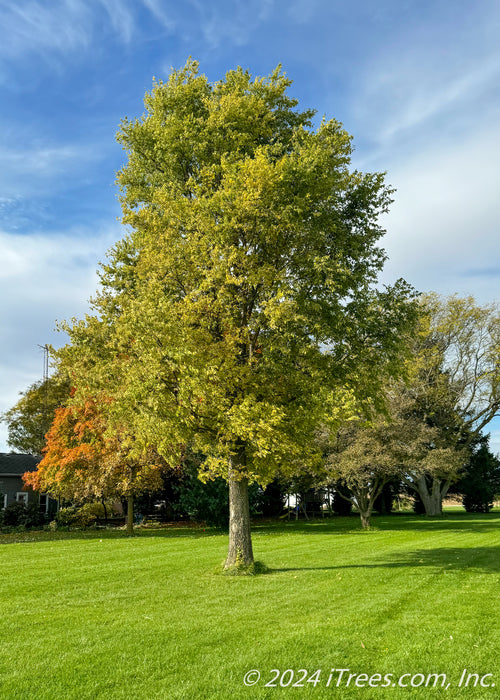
[0,513,498,699]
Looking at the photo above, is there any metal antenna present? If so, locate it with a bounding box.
[37,344,50,440]
[38,344,49,384]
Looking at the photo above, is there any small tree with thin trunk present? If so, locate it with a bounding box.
[324,420,398,529]
[24,400,165,535]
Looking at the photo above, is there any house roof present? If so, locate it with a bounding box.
[0,453,40,476]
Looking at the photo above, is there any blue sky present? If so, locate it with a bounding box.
[1,0,500,452]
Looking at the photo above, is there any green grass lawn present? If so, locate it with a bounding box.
[0,514,498,699]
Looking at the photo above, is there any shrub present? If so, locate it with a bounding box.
[2,502,27,527]
[462,495,493,513]
[55,507,78,528]
[55,503,101,528]
[1,502,45,528]
[74,502,102,527]
[79,501,112,521]
[177,475,229,528]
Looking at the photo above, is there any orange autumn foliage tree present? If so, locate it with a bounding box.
[24,399,166,533]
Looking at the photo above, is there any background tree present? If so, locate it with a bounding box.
[325,418,397,528]
[56,60,417,569]
[1,372,71,455]
[24,400,166,534]
[419,293,500,435]
[322,383,465,519]
[394,293,500,514]
[252,479,288,518]
[385,387,465,516]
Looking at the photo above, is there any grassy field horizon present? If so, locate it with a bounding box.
[1,513,498,699]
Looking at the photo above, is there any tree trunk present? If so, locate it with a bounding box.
[352,486,379,530]
[359,510,371,529]
[440,479,451,502]
[101,496,108,523]
[225,474,254,569]
[415,476,445,516]
[126,494,134,535]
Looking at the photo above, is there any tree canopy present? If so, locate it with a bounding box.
[1,372,71,455]
[387,293,500,514]
[419,293,500,436]
[24,399,166,534]
[323,418,397,529]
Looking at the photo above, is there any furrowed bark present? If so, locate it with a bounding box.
[225,471,254,569]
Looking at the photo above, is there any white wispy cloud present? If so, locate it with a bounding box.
[0,0,274,75]
[0,140,103,199]
[288,0,321,25]
[0,0,93,60]
[359,53,500,149]
[98,0,135,43]
[141,0,175,31]
[338,1,500,309]
[185,0,274,49]
[0,0,143,69]
[0,225,119,450]
[350,3,500,153]
[377,121,500,302]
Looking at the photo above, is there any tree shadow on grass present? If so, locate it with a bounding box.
[252,513,500,536]
[1,513,498,546]
[373,514,500,534]
[270,547,500,575]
